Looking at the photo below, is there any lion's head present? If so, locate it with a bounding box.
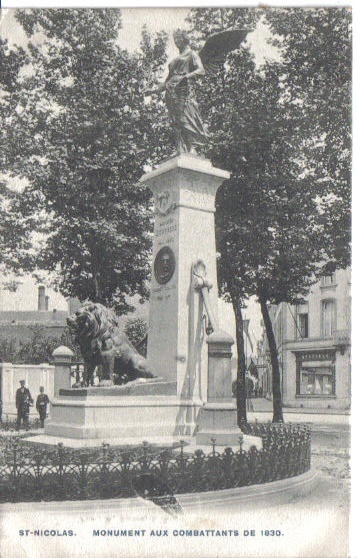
[67,302,116,347]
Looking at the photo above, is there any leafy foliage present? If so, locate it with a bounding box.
[2,9,171,313]
[0,326,80,364]
[0,39,35,275]
[265,7,352,271]
[124,317,148,347]
[1,9,351,423]
[0,338,18,364]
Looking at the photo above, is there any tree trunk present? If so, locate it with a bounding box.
[232,299,247,426]
[260,298,284,423]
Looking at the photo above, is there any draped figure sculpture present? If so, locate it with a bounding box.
[146,29,251,155]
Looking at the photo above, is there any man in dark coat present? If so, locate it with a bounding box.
[16,380,33,431]
[36,386,50,428]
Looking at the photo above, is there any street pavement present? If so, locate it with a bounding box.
[248,397,351,426]
[249,396,350,414]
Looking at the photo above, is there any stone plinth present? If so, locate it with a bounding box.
[44,388,201,439]
[140,154,230,402]
[59,378,176,397]
[196,329,261,448]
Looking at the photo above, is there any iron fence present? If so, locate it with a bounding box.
[0,423,310,504]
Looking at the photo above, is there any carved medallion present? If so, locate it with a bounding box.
[155,189,177,216]
[154,246,176,284]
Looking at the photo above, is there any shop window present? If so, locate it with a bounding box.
[295,350,336,397]
[300,366,334,395]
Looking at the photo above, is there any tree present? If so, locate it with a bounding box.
[0,327,80,364]
[187,7,351,423]
[2,9,171,314]
[0,337,18,363]
[265,7,351,270]
[0,38,35,276]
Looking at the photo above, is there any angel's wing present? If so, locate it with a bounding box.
[199,29,251,75]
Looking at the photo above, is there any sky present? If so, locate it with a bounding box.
[1,7,278,67]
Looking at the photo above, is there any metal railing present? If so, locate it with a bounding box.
[0,423,311,503]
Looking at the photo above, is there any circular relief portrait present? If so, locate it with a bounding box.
[154,246,176,285]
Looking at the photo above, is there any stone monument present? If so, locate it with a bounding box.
[30,28,261,450]
[42,154,234,442]
[142,154,229,403]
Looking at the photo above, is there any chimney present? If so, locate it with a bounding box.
[38,286,46,311]
[45,296,49,311]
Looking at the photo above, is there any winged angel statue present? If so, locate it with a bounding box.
[146,29,250,154]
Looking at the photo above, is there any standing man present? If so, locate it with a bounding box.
[16,380,33,431]
[36,386,50,428]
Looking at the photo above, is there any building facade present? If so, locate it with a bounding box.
[0,286,74,349]
[258,268,351,410]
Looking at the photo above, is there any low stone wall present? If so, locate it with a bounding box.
[0,363,55,417]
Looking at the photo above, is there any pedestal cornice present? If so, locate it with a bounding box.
[139,154,230,185]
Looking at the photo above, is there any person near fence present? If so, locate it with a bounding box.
[36,386,50,428]
[15,380,33,431]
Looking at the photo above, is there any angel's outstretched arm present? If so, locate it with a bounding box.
[144,81,166,95]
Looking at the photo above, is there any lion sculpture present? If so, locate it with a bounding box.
[67,302,154,386]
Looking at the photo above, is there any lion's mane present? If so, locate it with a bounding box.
[67,302,153,385]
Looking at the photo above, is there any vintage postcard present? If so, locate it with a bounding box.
[0,3,352,557]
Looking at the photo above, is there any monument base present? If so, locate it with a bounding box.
[195,402,262,449]
[24,434,191,449]
[44,388,202,440]
[59,378,177,397]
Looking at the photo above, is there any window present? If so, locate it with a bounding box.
[322,300,336,338]
[295,350,336,397]
[321,274,335,286]
[298,313,309,338]
[300,367,334,395]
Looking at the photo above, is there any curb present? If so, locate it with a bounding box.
[177,468,318,511]
[0,469,318,514]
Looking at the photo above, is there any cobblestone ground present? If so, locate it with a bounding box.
[267,423,352,558]
[309,424,350,511]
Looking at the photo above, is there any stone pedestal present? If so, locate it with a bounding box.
[52,346,73,396]
[42,155,232,445]
[196,329,246,446]
[140,155,230,401]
